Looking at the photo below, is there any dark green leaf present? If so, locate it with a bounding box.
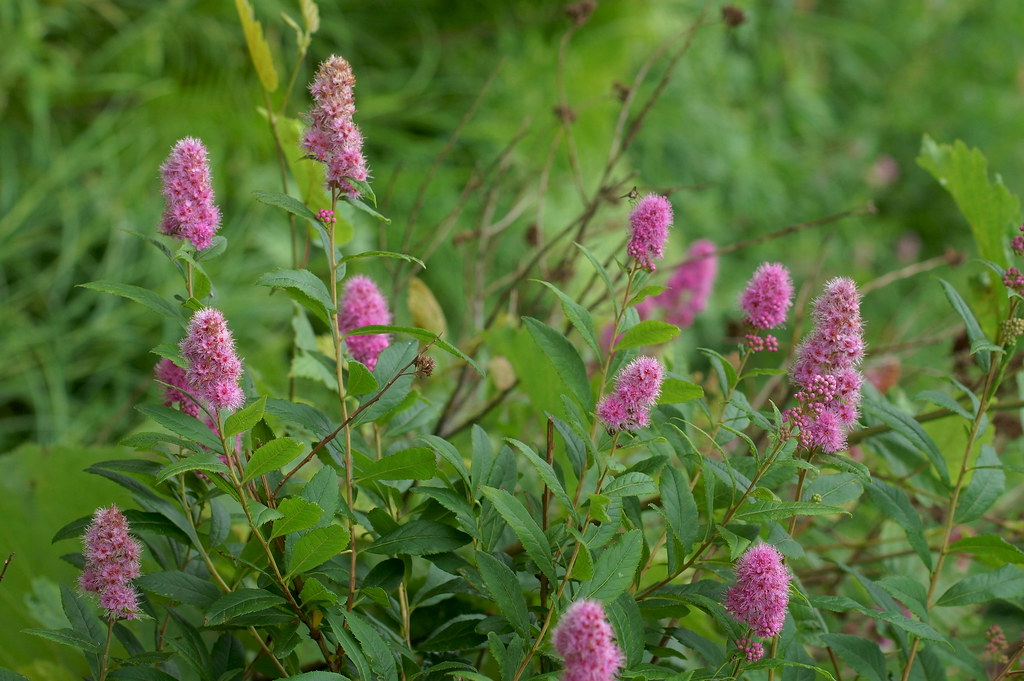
[532,279,600,357]
[269,497,324,539]
[287,525,350,577]
[346,360,378,396]
[136,405,221,450]
[480,487,556,582]
[949,534,1024,564]
[603,472,657,499]
[344,610,398,681]
[866,480,931,568]
[579,529,643,601]
[614,320,680,351]
[156,453,229,483]
[575,242,615,311]
[936,564,1024,606]
[420,435,471,486]
[699,348,738,393]
[819,634,886,681]
[476,552,531,638]
[366,520,470,556]
[861,398,950,486]
[505,438,574,517]
[79,281,183,321]
[955,444,1004,523]
[252,190,319,222]
[223,396,266,438]
[660,467,698,551]
[356,447,436,484]
[21,627,101,652]
[342,194,391,223]
[109,668,180,681]
[243,437,303,483]
[733,500,847,523]
[136,571,221,608]
[204,589,287,626]
[257,269,334,326]
[937,277,996,371]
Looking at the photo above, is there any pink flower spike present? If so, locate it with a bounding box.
[627,194,673,271]
[339,275,392,370]
[614,356,664,406]
[80,505,143,620]
[552,599,625,681]
[740,262,794,330]
[302,55,370,197]
[159,137,221,250]
[180,308,244,412]
[724,542,792,638]
[154,358,200,417]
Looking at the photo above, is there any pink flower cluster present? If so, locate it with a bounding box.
[339,275,392,370]
[639,240,718,328]
[740,262,793,352]
[154,358,200,418]
[724,542,791,638]
[159,137,221,250]
[786,278,864,452]
[626,194,673,271]
[1003,267,1024,295]
[552,599,625,681]
[302,55,369,197]
[79,505,142,620]
[596,356,664,433]
[180,308,244,412]
[735,637,765,662]
[1012,224,1024,255]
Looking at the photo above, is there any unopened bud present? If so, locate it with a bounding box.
[722,5,746,27]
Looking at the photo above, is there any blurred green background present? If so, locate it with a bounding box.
[2,0,1023,674]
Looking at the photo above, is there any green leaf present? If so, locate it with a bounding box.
[253,190,318,222]
[108,668,181,681]
[861,398,950,486]
[257,268,334,326]
[356,447,436,484]
[480,487,556,582]
[579,529,643,601]
[135,571,221,608]
[342,194,391,223]
[660,467,698,551]
[223,395,266,437]
[505,438,574,517]
[204,588,286,626]
[866,480,932,568]
[421,435,471,487]
[955,444,1004,523]
[936,564,1024,606]
[532,280,600,357]
[344,610,398,681]
[915,389,974,420]
[243,437,303,483]
[343,325,482,374]
[657,378,703,405]
[614,320,680,351]
[21,628,102,653]
[522,316,593,409]
[937,277,996,371]
[156,453,230,483]
[819,634,886,681]
[366,520,470,556]
[699,347,738,393]
[0,669,31,681]
[949,534,1024,564]
[234,0,278,91]
[269,497,324,538]
[136,405,221,450]
[733,500,847,523]
[603,472,657,499]
[918,137,1020,270]
[339,250,424,269]
[79,281,183,322]
[575,242,616,312]
[476,552,531,638]
[627,284,668,307]
[346,360,378,395]
[877,576,929,621]
[60,583,106,648]
[287,525,350,577]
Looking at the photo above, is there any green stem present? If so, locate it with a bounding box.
[97,617,114,681]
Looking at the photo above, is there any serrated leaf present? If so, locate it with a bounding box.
[579,529,642,601]
[244,437,303,483]
[344,610,397,681]
[343,194,391,222]
[866,480,931,568]
[135,571,221,608]
[79,281,183,321]
[575,242,616,312]
[936,564,1024,606]
[505,438,574,518]
[253,190,318,222]
[660,467,698,551]
[234,0,278,92]
[658,378,703,404]
[22,627,102,653]
[955,444,1004,523]
[481,487,556,582]
[949,534,1024,564]
[614,319,680,351]
[136,404,221,450]
[257,269,334,326]
[733,500,847,523]
[156,453,230,483]
[819,634,886,681]
[915,389,973,420]
[336,249,424,268]
[223,395,266,437]
[532,279,600,357]
[269,497,324,538]
[699,347,738,392]
[366,520,470,556]
[421,435,471,486]
[356,447,436,484]
[603,472,657,499]
[861,398,950,486]
[476,552,531,638]
[204,589,286,626]
[522,316,592,408]
[937,277,995,371]
[287,525,350,577]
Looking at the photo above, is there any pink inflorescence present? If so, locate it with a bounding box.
[159,137,221,250]
[735,637,765,662]
[1003,267,1024,295]
[79,505,142,620]
[552,599,625,681]
[317,208,337,224]
[1012,224,1024,256]
[302,55,369,197]
[785,277,865,453]
[596,356,664,433]
[741,262,794,330]
[180,308,244,412]
[339,275,392,370]
[626,194,673,271]
[725,542,792,639]
[154,358,200,418]
[640,240,718,328]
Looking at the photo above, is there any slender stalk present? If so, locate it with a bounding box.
[97,617,115,681]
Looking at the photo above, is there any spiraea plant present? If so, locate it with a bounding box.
[7,3,1024,681]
